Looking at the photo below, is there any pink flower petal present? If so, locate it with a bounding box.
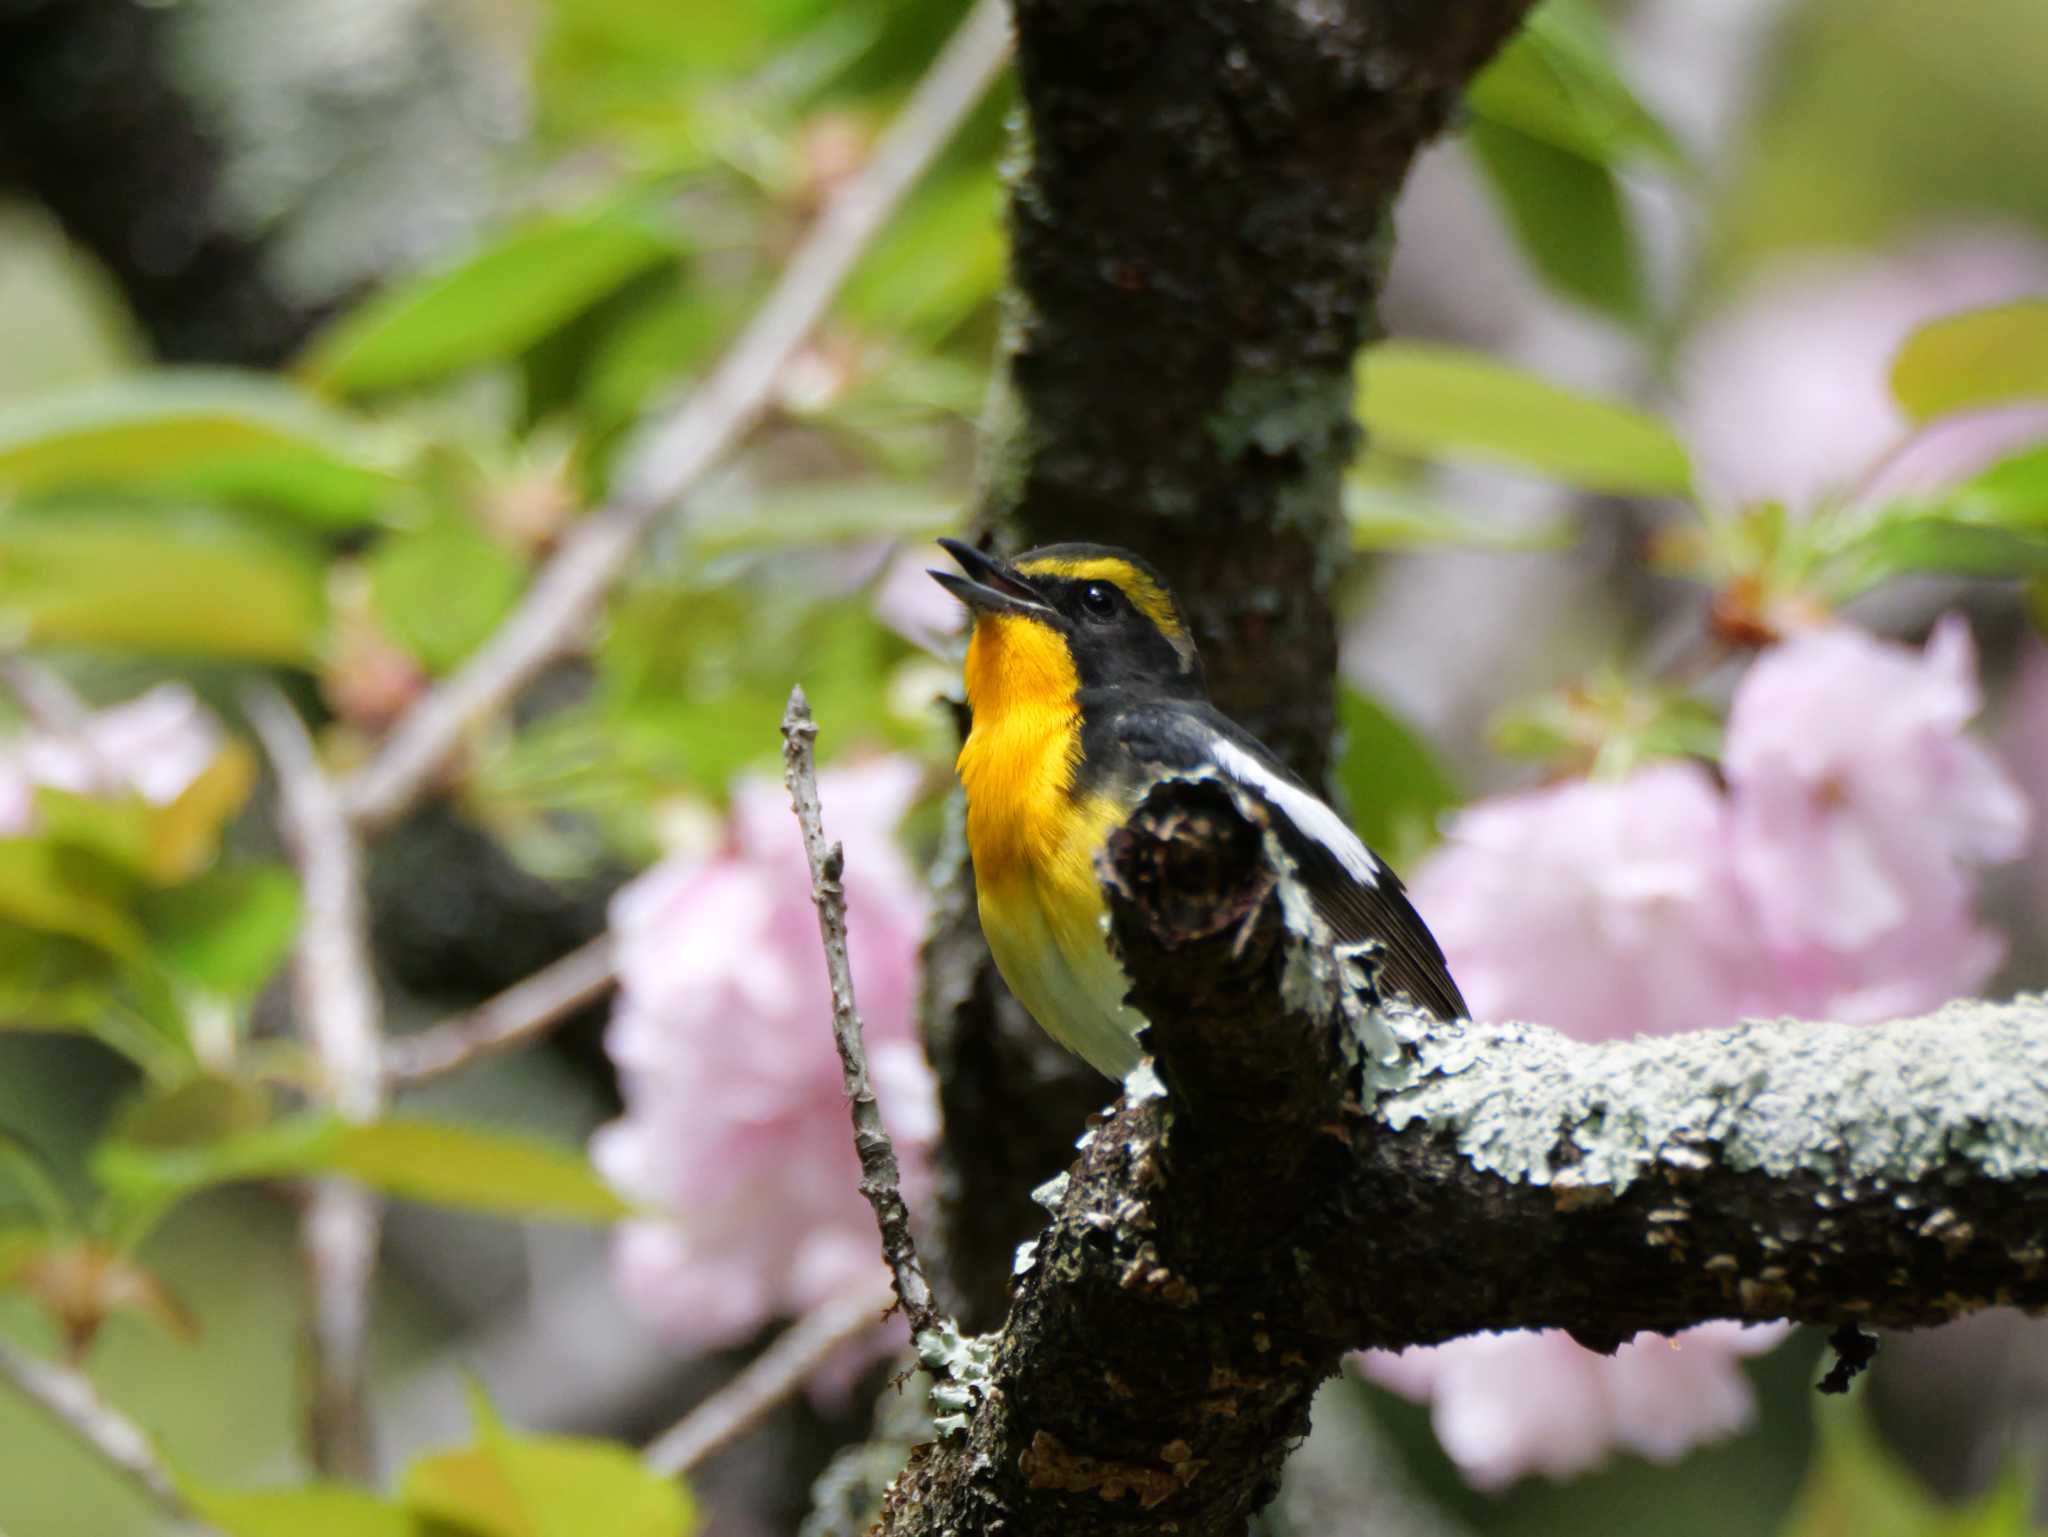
[593,757,937,1364]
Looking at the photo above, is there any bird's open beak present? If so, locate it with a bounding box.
[929,537,1054,620]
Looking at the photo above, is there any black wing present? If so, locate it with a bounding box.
[1097,697,1468,1022]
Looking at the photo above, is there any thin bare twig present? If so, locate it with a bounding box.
[780,687,939,1339]
[245,687,386,1481]
[383,934,617,1087]
[643,1276,896,1478]
[341,0,1013,832]
[0,1335,212,1529]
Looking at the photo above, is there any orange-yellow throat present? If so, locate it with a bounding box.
[957,613,1144,1079]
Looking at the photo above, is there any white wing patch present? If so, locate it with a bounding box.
[1211,739,1382,888]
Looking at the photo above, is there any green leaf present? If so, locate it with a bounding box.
[688,481,959,558]
[0,504,327,663]
[183,1479,416,1537]
[843,166,1005,343]
[1491,670,1723,776]
[109,1074,273,1152]
[7,754,256,909]
[1818,443,2048,593]
[0,1223,56,1277]
[0,927,116,1034]
[577,282,732,439]
[0,1126,75,1231]
[1467,0,1684,170]
[0,372,398,526]
[0,838,145,955]
[325,1120,630,1222]
[1891,300,2048,424]
[404,1383,694,1537]
[144,738,261,884]
[1467,118,1646,326]
[1345,477,1574,552]
[30,788,155,877]
[369,513,527,673]
[1962,441,2048,517]
[302,208,683,397]
[137,864,301,998]
[1831,517,2048,588]
[28,743,256,891]
[95,1113,628,1222]
[1333,689,1461,870]
[1357,340,1692,496]
[598,586,912,793]
[92,1112,337,1208]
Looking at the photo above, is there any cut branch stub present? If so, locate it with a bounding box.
[1101,777,1276,952]
[1100,777,1325,1125]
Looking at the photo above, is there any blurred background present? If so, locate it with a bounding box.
[1,0,2046,1533]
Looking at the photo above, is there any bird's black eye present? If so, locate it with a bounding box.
[1079,582,1117,620]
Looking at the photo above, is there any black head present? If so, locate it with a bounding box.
[931,538,1205,696]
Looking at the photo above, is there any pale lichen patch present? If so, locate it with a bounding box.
[1365,995,2048,1197]
[916,1320,999,1440]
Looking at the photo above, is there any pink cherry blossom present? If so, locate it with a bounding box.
[592,756,937,1359]
[2003,637,2048,930]
[1724,617,2028,1017]
[0,683,227,836]
[1674,228,2048,516]
[1361,1324,1787,1491]
[1406,762,1758,1041]
[1386,771,1781,1488]
[1376,617,2027,1487]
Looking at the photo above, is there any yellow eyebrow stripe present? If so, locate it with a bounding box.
[1015,555,1187,644]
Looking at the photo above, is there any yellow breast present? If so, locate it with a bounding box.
[956,611,1084,885]
[956,612,1145,1078]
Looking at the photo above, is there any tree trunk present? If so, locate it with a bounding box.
[923,0,1539,1333]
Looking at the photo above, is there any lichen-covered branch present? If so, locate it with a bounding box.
[877,775,2048,1534]
[927,0,1542,1325]
[1341,1002,2048,1349]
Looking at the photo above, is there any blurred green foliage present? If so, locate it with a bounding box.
[1463,0,1683,326]
[1334,689,1462,869]
[1,0,2047,1530]
[1780,1393,2042,1537]
[1892,302,2048,425]
[1713,0,2048,284]
[1356,340,1694,496]
[187,1377,696,1537]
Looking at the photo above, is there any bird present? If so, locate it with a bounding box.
[929,536,1466,1079]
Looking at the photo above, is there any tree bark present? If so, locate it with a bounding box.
[0,0,508,367]
[925,0,1540,1330]
[0,0,320,364]
[882,776,2048,1533]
